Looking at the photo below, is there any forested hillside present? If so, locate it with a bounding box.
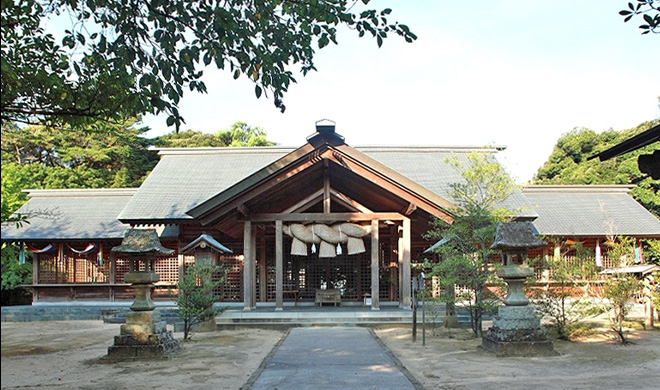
[534,120,659,217]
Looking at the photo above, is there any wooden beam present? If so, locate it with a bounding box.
[325,150,453,223]
[403,202,417,216]
[237,204,250,217]
[281,189,323,214]
[323,159,331,213]
[330,189,373,213]
[198,154,320,225]
[246,212,406,223]
[275,220,284,311]
[371,219,380,310]
[243,221,252,311]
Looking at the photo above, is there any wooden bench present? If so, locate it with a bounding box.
[315,288,341,306]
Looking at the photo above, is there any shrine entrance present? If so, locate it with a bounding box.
[186,122,453,311]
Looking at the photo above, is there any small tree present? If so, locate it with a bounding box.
[647,269,660,322]
[176,265,224,340]
[604,274,640,344]
[530,241,600,339]
[427,152,515,337]
[597,237,641,344]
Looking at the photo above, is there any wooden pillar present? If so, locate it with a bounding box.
[251,227,257,309]
[275,220,284,311]
[32,252,39,303]
[400,217,412,309]
[389,225,397,301]
[243,221,253,311]
[259,236,267,303]
[371,219,380,310]
[177,242,185,283]
[109,251,116,302]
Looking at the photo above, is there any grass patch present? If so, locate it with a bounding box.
[566,322,600,340]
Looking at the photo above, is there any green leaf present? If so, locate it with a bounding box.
[255,84,262,98]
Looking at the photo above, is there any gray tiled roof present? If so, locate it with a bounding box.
[118,145,535,221]
[361,147,537,219]
[1,189,136,241]
[522,185,660,237]
[117,147,293,221]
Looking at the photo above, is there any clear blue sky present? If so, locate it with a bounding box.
[141,1,660,183]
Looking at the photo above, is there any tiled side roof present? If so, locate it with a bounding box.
[1,189,136,241]
[522,185,660,237]
[361,147,537,218]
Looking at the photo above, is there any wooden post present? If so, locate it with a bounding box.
[243,221,253,311]
[259,236,267,303]
[32,253,39,303]
[109,251,116,302]
[389,225,397,301]
[371,219,380,310]
[275,220,284,311]
[401,217,412,309]
[251,226,257,309]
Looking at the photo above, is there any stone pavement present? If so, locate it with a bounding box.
[244,327,422,390]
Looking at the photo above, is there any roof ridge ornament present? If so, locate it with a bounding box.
[307,119,345,148]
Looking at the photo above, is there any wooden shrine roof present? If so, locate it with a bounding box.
[117,143,535,224]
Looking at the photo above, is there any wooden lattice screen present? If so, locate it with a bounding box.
[254,239,399,303]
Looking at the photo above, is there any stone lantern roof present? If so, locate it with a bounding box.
[111,229,174,255]
[490,222,545,250]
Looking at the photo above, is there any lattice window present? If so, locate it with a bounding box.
[215,254,243,302]
[114,257,130,283]
[38,254,67,283]
[154,256,179,285]
[244,237,412,304]
[73,255,110,283]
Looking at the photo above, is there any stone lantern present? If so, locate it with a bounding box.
[107,229,179,360]
[482,222,556,356]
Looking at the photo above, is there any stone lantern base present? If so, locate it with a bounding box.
[482,305,556,356]
[106,310,179,360]
[106,271,179,360]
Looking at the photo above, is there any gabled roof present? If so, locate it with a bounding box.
[1,189,136,241]
[118,137,534,223]
[522,185,660,237]
[186,137,462,225]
